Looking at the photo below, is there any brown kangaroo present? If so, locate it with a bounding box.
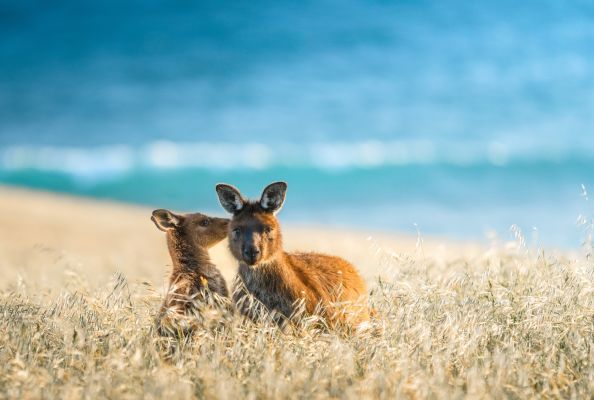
[215,182,370,330]
[151,209,230,333]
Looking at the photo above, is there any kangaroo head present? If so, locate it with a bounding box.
[216,181,287,266]
[151,209,229,249]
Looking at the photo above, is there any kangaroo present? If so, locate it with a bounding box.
[151,209,230,334]
[215,182,370,330]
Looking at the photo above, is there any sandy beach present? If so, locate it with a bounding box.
[0,185,480,291]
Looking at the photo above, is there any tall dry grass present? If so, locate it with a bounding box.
[1,240,593,399]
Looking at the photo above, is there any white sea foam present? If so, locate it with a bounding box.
[1,145,135,179]
[0,140,592,179]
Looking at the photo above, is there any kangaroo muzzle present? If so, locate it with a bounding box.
[242,245,261,265]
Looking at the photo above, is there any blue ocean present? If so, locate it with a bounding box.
[1,0,594,247]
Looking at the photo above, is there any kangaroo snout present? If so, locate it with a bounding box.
[242,245,261,265]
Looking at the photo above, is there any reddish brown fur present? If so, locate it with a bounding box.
[151,209,230,334]
[216,182,370,330]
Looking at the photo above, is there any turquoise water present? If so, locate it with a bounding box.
[1,1,594,246]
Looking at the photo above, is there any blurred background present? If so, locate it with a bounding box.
[1,0,593,247]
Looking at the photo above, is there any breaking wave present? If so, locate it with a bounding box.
[2,140,593,180]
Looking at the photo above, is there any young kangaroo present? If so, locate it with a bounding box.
[151,209,230,333]
[216,182,370,330]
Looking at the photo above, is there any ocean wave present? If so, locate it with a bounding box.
[1,140,593,179]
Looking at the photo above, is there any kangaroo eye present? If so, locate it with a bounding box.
[199,219,210,227]
[263,226,272,234]
[232,228,241,239]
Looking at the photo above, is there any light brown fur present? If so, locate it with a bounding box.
[151,209,230,334]
[216,182,370,330]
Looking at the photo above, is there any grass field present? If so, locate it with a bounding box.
[0,188,593,399]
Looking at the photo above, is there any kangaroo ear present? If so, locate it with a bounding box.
[151,209,182,231]
[260,181,287,214]
[216,183,246,214]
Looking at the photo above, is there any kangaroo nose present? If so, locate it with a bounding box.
[242,246,260,264]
